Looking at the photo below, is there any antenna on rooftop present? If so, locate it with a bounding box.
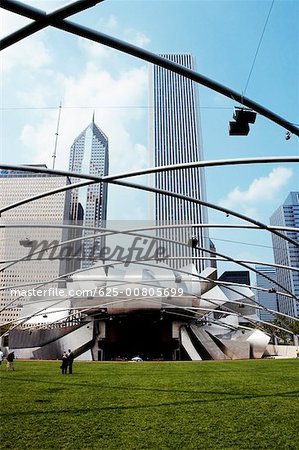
[52,101,62,169]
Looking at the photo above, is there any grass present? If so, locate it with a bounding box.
[0,359,298,449]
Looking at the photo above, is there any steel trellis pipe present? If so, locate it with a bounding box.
[2,268,296,336]
[1,156,299,216]
[1,223,298,233]
[0,0,104,49]
[0,192,298,312]
[1,0,298,136]
[1,156,298,185]
[1,248,297,335]
[1,160,298,248]
[0,220,297,303]
[0,275,295,304]
[2,287,295,337]
[0,194,298,301]
[1,251,299,274]
[4,288,292,325]
[112,178,299,249]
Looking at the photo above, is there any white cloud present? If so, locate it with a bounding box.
[5,12,150,219]
[220,167,293,216]
[1,8,52,73]
[2,39,53,72]
[0,10,31,38]
[78,17,151,62]
[78,38,110,60]
[89,12,150,48]
[20,63,148,170]
[16,76,57,107]
[124,28,151,47]
[19,60,149,219]
[105,15,118,32]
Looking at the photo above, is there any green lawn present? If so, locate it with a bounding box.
[0,359,298,449]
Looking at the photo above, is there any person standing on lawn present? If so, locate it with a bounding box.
[0,348,4,367]
[6,351,15,371]
[61,351,68,375]
[67,349,74,374]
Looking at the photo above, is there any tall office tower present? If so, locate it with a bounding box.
[209,240,217,269]
[270,192,299,317]
[149,54,209,271]
[255,266,278,323]
[69,117,109,268]
[0,166,74,324]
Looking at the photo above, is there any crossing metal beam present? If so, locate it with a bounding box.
[1,0,298,136]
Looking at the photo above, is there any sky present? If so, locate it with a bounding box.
[1,0,299,279]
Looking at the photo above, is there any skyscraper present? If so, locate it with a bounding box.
[149,54,209,271]
[255,266,278,323]
[0,166,73,324]
[270,192,299,317]
[69,117,109,267]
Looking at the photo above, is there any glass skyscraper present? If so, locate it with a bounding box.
[149,54,209,271]
[69,117,109,268]
[255,266,278,322]
[270,192,299,317]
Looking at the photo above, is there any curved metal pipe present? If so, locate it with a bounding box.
[0,0,103,49]
[112,178,299,248]
[1,249,297,331]
[1,156,298,187]
[1,161,298,248]
[1,287,297,348]
[2,293,295,337]
[0,221,297,301]
[1,0,298,135]
[1,222,298,233]
[1,255,298,275]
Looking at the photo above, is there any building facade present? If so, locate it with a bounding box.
[7,263,271,361]
[149,53,210,271]
[69,117,109,268]
[270,192,299,317]
[0,167,73,324]
[255,266,278,323]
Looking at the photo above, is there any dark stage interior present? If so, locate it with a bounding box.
[98,312,178,361]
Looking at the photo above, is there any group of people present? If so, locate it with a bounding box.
[61,349,74,374]
[0,348,15,370]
